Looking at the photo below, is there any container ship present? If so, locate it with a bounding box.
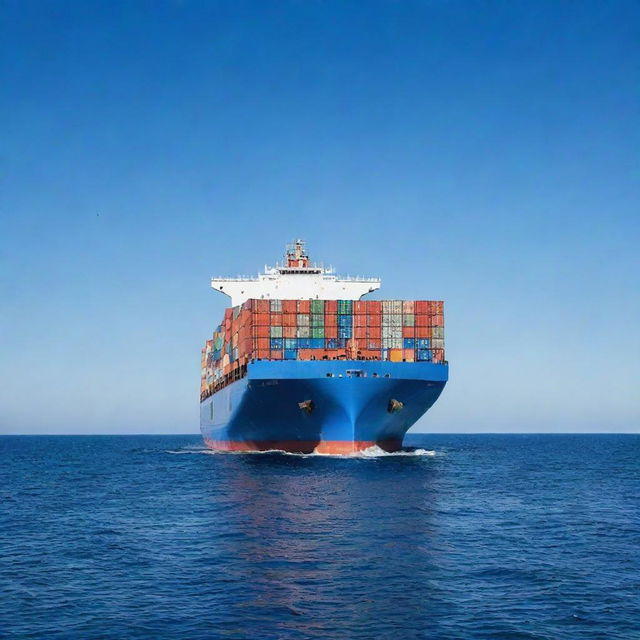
[200,241,448,454]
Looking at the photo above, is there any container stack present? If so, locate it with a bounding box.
[201,299,445,396]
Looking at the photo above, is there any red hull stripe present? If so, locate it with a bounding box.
[204,438,402,455]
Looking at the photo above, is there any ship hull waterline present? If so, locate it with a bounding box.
[200,360,448,455]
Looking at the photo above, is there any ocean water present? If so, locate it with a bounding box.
[1,434,638,640]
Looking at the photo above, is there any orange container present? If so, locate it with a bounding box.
[414,301,428,314]
[416,326,432,338]
[431,314,444,327]
[325,300,337,313]
[402,326,415,338]
[256,299,270,313]
[389,349,403,362]
[367,339,381,350]
[365,300,381,314]
[255,349,270,359]
[415,314,430,327]
[270,350,283,360]
[325,325,337,339]
[297,300,310,313]
[270,313,282,326]
[402,300,414,314]
[403,349,415,362]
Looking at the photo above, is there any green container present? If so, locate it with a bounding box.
[311,299,325,314]
[311,314,324,327]
[338,300,353,314]
[270,326,283,338]
[311,327,325,339]
[403,313,415,327]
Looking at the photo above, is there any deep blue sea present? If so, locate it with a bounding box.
[1,434,639,639]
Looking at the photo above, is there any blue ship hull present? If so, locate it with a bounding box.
[200,360,448,454]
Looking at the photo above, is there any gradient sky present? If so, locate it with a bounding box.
[1,0,638,434]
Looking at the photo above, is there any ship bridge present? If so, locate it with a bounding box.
[211,240,381,306]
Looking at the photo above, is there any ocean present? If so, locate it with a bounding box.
[1,434,638,639]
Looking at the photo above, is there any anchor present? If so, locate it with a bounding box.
[387,398,404,413]
[298,399,315,414]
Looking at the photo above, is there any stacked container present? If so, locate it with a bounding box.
[200,299,445,396]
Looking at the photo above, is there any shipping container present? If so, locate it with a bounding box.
[202,298,444,394]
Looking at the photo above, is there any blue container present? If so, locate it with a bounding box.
[417,349,432,361]
[270,338,283,350]
[298,338,311,349]
[338,326,352,339]
[326,338,338,349]
[284,349,298,360]
[310,338,324,349]
[284,338,297,350]
[417,338,431,349]
[403,338,415,349]
[338,314,352,327]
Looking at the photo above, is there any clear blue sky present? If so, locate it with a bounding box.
[1,1,638,434]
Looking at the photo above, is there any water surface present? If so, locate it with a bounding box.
[1,434,638,639]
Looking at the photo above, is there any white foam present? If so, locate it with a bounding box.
[166,446,436,458]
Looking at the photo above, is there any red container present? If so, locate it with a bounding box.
[270,350,283,360]
[415,314,430,327]
[254,325,270,338]
[256,299,270,313]
[283,314,296,327]
[297,300,310,313]
[367,339,381,350]
[431,314,444,327]
[416,326,432,338]
[325,325,337,339]
[354,301,367,314]
[354,314,367,328]
[402,326,415,338]
[256,337,270,350]
[270,313,282,326]
[282,300,297,313]
[367,325,381,339]
[325,300,337,313]
[283,326,297,338]
[365,300,381,314]
[354,326,367,339]
[367,314,381,327]
[255,349,270,359]
[415,301,428,314]
[325,314,337,327]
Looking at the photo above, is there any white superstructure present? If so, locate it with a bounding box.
[211,240,381,306]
